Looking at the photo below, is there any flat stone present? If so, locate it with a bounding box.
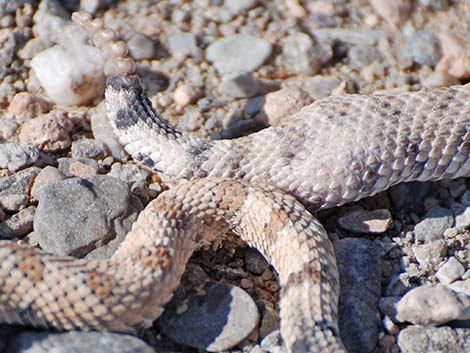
[0,205,35,238]
[278,32,331,76]
[206,34,272,74]
[405,30,442,67]
[335,238,381,353]
[6,331,154,353]
[0,167,40,211]
[71,138,107,159]
[220,72,260,98]
[412,239,447,270]
[30,166,66,200]
[159,282,259,352]
[414,206,454,242]
[57,157,99,177]
[396,284,470,325]
[338,209,392,234]
[34,175,143,258]
[0,143,40,172]
[436,257,465,285]
[398,326,470,353]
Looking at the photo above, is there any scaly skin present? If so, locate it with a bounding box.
[1,11,470,353]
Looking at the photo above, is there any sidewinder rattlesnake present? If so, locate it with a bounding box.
[1,11,470,353]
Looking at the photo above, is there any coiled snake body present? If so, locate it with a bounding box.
[1,12,470,353]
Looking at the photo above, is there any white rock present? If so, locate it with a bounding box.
[31,44,105,106]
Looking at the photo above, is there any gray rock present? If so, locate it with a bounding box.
[30,166,66,200]
[0,0,34,17]
[127,33,155,60]
[258,302,279,339]
[299,76,342,100]
[224,0,257,14]
[0,118,19,141]
[71,138,107,159]
[396,285,470,325]
[378,296,401,323]
[0,167,40,211]
[452,203,470,228]
[260,330,284,353]
[418,0,449,10]
[448,280,470,295]
[245,248,269,275]
[335,238,381,353]
[108,162,149,191]
[460,189,470,206]
[413,239,447,270]
[388,181,430,214]
[414,206,454,242]
[34,175,143,258]
[398,326,470,353]
[57,157,99,177]
[348,45,382,69]
[338,209,392,234]
[5,331,154,353]
[206,34,272,74]
[167,33,200,58]
[0,143,40,172]
[436,257,465,285]
[0,205,35,238]
[159,282,259,352]
[405,30,442,67]
[220,72,260,98]
[278,32,331,76]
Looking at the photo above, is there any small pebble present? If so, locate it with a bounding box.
[436,256,465,285]
[159,282,259,352]
[220,72,260,98]
[31,166,66,200]
[8,92,51,122]
[127,33,155,60]
[398,326,470,353]
[413,206,454,242]
[0,143,40,172]
[206,34,272,74]
[338,208,392,234]
[258,86,313,126]
[0,205,35,238]
[0,167,40,212]
[396,284,470,325]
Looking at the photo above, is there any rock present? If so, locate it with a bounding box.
[419,0,449,10]
[245,248,269,275]
[89,101,126,159]
[436,32,470,79]
[335,238,381,353]
[31,44,105,105]
[258,302,279,339]
[348,45,382,69]
[378,296,401,322]
[206,34,272,74]
[260,330,285,353]
[412,239,447,270]
[338,209,392,234]
[173,84,202,109]
[0,143,40,172]
[369,0,412,29]
[436,257,465,285]
[8,92,51,122]
[34,175,143,258]
[405,30,442,67]
[127,33,155,60]
[0,118,19,141]
[224,0,257,14]
[167,33,200,58]
[6,331,155,353]
[413,206,454,242]
[398,326,470,353]
[396,285,470,325]
[57,157,99,177]
[17,37,50,60]
[0,167,40,211]
[0,205,35,238]
[19,110,81,152]
[278,32,331,76]
[220,72,260,98]
[421,70,461,88]
[159,282,259,352]
[108,162,149,191]
[71,138,107,159]
[258,86,313,126]
[79,0,115,14]
[298,76,342,100]
[30,166,66,200]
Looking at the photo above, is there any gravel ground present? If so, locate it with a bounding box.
[1,0,470,352]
